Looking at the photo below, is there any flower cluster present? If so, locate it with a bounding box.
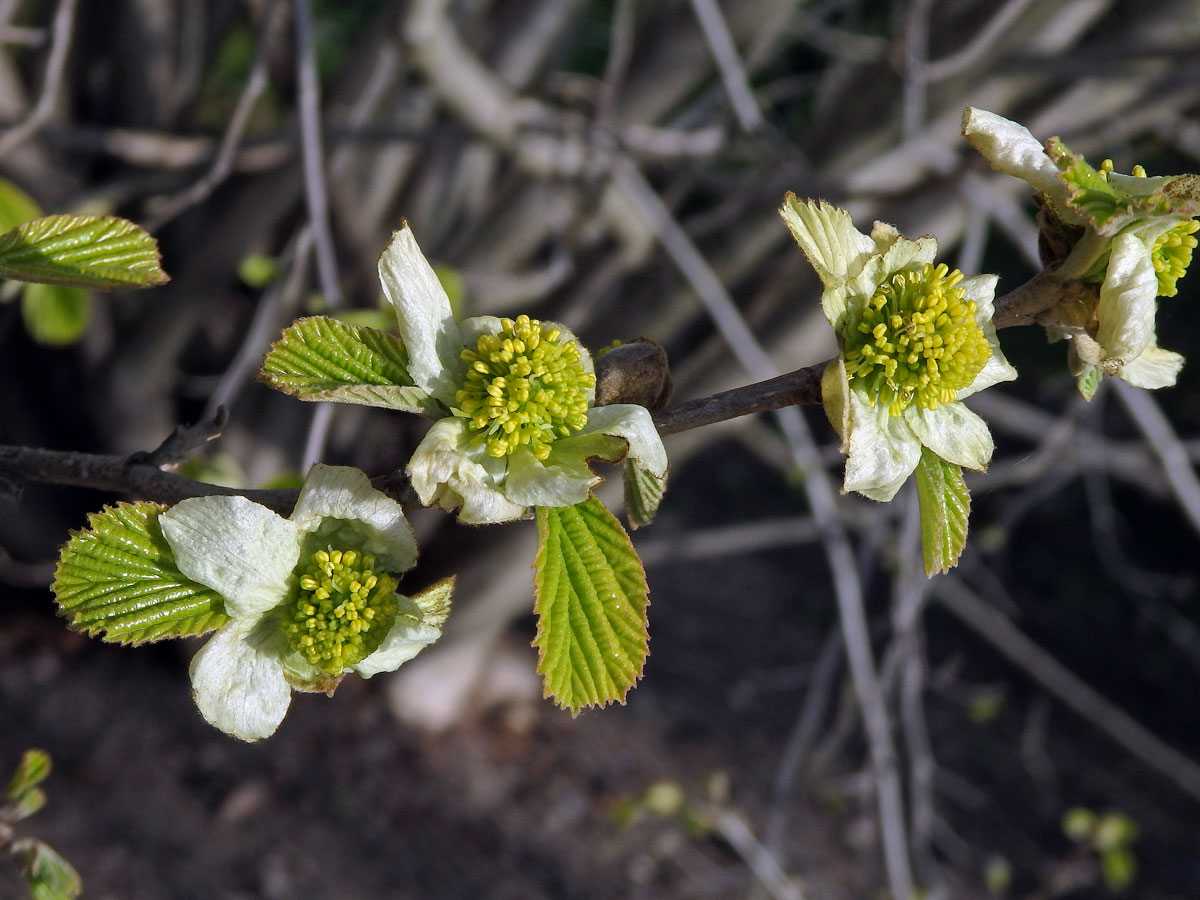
[379,226,668,524]
[963,107,1200,392]
[780,195,1016,501]
[160,464,450,741]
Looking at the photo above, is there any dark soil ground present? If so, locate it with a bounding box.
[4,440,1200,900]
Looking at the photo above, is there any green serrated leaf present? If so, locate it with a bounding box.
[53,502,231,644]
[0,178,43,230]
[0,215,168,289]
[534,497,649,714]
[1049,138,1121,225]
[6,749,51,805]
[914,448,971,576]
[1076,364,1102,400]
[260,315,435,413]
[1048,138,1174,235]
[13,839,82,900]
[20,282,91,345]
[624,459,666,529]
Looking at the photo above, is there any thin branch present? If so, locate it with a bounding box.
[294,0,342,308]
[145,0,284,230]
[890,496,946,897]
[701,804,807,900]
[611,163,914,900]
[0,26,46,47]
[0,445,299,514]
[935,576,1200,804]
[652,362,822,434]
[763,625,843,860]
[1112,379,1200,537]
[922,0,1039,84]
[125,408,229,468]
[0,255,1091,513]
[0,443,417,515]
[687,0,763,133]
[202,226,314,420]
[0,547,54,589]
[0,0,78,160]
[301,401,335,471]
[596,0,638,124]
[900,0,933,141]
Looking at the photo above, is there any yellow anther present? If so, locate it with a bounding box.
[842,263,990,416]
[452,315,594,458]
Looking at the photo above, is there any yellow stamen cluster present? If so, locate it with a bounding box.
[283,548,398,673]
[843,263,991,416]
[1151,219,1199,297]
[1099,159,1148,179]
[454,314,595,459]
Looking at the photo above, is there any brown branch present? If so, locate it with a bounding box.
[0,445,300,513]
[0,268,1069,505]
[649,269,1064,433]
[991,266,1067,329]
[652,364,823,435]
[0,442,420,514]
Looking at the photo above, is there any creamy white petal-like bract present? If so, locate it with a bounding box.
[162,496,300,620]
[189,624,293,742]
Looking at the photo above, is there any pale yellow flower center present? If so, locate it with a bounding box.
[1151,219,1199,298]
[843,263,991,416]
[454,314,595,459]
[283,548,398,673]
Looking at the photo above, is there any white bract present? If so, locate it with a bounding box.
[963,107,1199,388]
[159,464,449,741]
[379,226,668,524]
[781,195,1016,501]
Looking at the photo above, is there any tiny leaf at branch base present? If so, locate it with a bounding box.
[624,459,666,529]
[534,497,649,714]
[0,215,168,288]
[14,838,82,900]
[53,502,231,644]
[914,448,971,576]
[259,315,434,413]
[5,749,51,805]
[1076,364,1102,400]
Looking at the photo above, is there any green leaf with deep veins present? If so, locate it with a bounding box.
[259,315,435,413]
[53,502,230,644]
[914,448,971,576]
[534,497,649,714]
[0,215,168,288]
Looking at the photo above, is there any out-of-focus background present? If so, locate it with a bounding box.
[3,1,1200,897]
